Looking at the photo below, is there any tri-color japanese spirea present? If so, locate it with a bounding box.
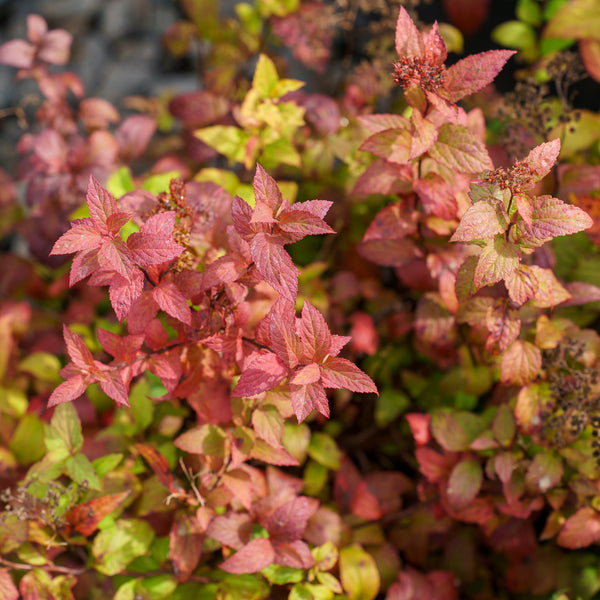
[48,168,376,423]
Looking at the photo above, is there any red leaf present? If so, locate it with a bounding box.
[170,512,204,582]
[232,352,288,397]
[350,480,382,520]
[153,280,192,324]
[127,212,185,266]
[557,507,600,549]
[253,164,283,211]
[278,207,335,242]
[250,233,298,301]
[135,443,184,495]
[320,357,378,394]
[298,301,332,362]
[66,491,130,537]
[63,325,95,370]
[269,299,303,368]
[445,50,516,102]
[85,174,117,227]
[290,381,329,422]
[413,174,458,220]
[273,540,315,569]
[207,512,253,549]
[405,413,431,446]
[219,537,275,574]
[97,235,134,278]
[109,270,145,322]
[51,220,102,256]
[265,496,319,542]
[349,311,378,355]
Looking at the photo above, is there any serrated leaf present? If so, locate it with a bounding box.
[66,491,130,536]
[320,357,378,394]
[251,233,299,301]
[220,537,276,574]
[445,50,516,101]
[127,212,184,266]
[505,265,538,305]
[46,402,82,454]
[501,340,542,386]
[152,281,191,325]
[474,236,521,289]
[428,123,493,174]
[525,139,561,184]
[451,199,509,242]
[290,382,329,422]
[233,352,288,397]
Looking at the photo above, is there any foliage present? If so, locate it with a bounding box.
[3,1,600,599]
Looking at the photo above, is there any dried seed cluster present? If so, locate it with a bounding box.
[485,159,536,194]
[541,339,600,459]
[393,56,446,91]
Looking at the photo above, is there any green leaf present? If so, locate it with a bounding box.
[129,379,154,433]
[517,0,543,26]
[339,545,380,600]
[92,453,124,478]
[45,403,83,454]
[141,575,178,600]
[9,414,45,465]
[289,584,314,600]
[141,171,181,195]
[544,0,600,39]
[303,459,329,496]
[252,54,279,98]
[261,137,301,169]
[375,388,410,427]
[107,166,134,199]
[492,21,537,50]
[18,352,61,383]
[492,404,516,447]
[65,453,101,490]
[114,579,138,600]
[261,564,304,585]
[93,519,155,575]
[0,387,27,417]
[282,422,311,464]
[194,126,250,164]
[307,432,342,470]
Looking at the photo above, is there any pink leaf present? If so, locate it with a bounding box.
[320,357,378,394]
[153,280,192,325]
[207,512,252,549]
[290,362,321,385]
[0,568,19,600]
[232,352,288,397]
[405,413,431,446]
[37,29,73,65]
[500,340,542,386]
[97,236,135,278]
[274,540,315,569]
[63,326,95,370]
[250,233,298,301]
[98,369,129,406]
[219,538,275,574]
[47,374,88,407]
[395,6,423,58]
[290,381,329,422]
[524,139,561,185]
[265,496,319,542]
[298,301,332,362]
[557,507,600,549]
[450,200,509,242]
[474,236,521,289]
[278,208,335,242]
[0,39,35,69]
[445,50,516,101]
[428,123,493,173]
